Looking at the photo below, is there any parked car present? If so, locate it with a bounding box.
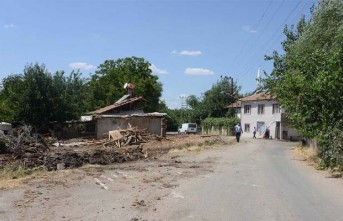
[178,123,197,134]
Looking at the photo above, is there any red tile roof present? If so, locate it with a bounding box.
[225,101,241,108]
[239,92,275,101]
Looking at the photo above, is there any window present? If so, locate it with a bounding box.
[244,124,250,133]
[273,104,280,114]
[258,104,265,114]
[244,105,251,114]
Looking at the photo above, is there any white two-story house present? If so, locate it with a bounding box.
[237,92,298,140]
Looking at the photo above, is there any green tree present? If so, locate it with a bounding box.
[87,57,163,112]
[263,0,343,168]
[0,75,25,123]
[0,64,88,128]
[187,76,240,120]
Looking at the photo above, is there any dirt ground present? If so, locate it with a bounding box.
[0,135,235,221]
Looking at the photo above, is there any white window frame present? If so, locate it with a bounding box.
[244,105,251,114]
[258,104,265,115]
[273,104,280,114]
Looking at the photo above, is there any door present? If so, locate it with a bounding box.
[257,122,265,136]
[275,122,281,139]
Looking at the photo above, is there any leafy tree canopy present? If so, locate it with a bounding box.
[186,76,241,120]
[0,64,87,128]
[87,57,163,112]
[263,0,343,139]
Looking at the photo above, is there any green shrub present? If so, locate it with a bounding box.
[0,164,45,179]
[202,117,239,135]
[318,128,343,170]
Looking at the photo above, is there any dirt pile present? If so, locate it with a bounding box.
[0,126,50,155]
[1,127,224,171]
[44,145,145,171]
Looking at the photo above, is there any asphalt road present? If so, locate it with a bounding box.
[152,139,343,221]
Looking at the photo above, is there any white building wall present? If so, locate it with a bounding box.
[240,100,281,139]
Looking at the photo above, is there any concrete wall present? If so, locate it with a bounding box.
[281,126,299,140]
[96,116,163,139]
[202,126,231,136]
[240,100,281,139]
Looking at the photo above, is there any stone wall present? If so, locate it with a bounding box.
[96,116,164,139]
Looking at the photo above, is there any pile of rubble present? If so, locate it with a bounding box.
[0,127,160,171]
[0,126,50,155]
[101,128,161,148]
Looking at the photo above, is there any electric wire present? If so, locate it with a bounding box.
[237,0,315,87]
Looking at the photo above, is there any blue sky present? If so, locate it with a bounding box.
[1,0,316,109]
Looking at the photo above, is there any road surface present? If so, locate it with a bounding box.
[2,138,343,221]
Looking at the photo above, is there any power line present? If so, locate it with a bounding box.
[231,0,274,66]
[237,0,287,68]
[238,0,315,85]
[240,0,306,75]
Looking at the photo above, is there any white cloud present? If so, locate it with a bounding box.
[4,24,16,29]
[171,50,202,56]
[242,25,257,33]
[184,68,214,75]
[69,62,95,70]
[150,64,168,75]
[180,50,202,56]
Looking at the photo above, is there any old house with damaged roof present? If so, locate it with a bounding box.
[88,95,167,139]
[52,84,167,139]
[227,92,299,140]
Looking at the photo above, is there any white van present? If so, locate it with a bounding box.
[178,123,197,134]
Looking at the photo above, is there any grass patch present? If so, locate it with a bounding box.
[168,139,224,155]
[293,146,343,178]
[292,146,320,167]
[0,164,48,190]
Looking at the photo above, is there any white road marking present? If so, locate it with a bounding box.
[101,175,114,182]
[170,191,184,199]
[94,178,108,190]
[235,182,262,188]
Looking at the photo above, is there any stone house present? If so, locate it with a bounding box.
[85,95,167,139]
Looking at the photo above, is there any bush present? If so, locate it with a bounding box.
[318,128,343,170]
[202,117,239,135]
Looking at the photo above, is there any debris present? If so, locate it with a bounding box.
[103,128,161,148]
[0,126,49,155]
[0,128,223,172]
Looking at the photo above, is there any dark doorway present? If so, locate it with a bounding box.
[275,122,280,139]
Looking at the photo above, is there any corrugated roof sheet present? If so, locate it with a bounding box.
[91,96,145,114]
[96,112,167,118]
[115,94,131,104]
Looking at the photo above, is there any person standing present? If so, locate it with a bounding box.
[234,123,243,142]
[253,127,257,139]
